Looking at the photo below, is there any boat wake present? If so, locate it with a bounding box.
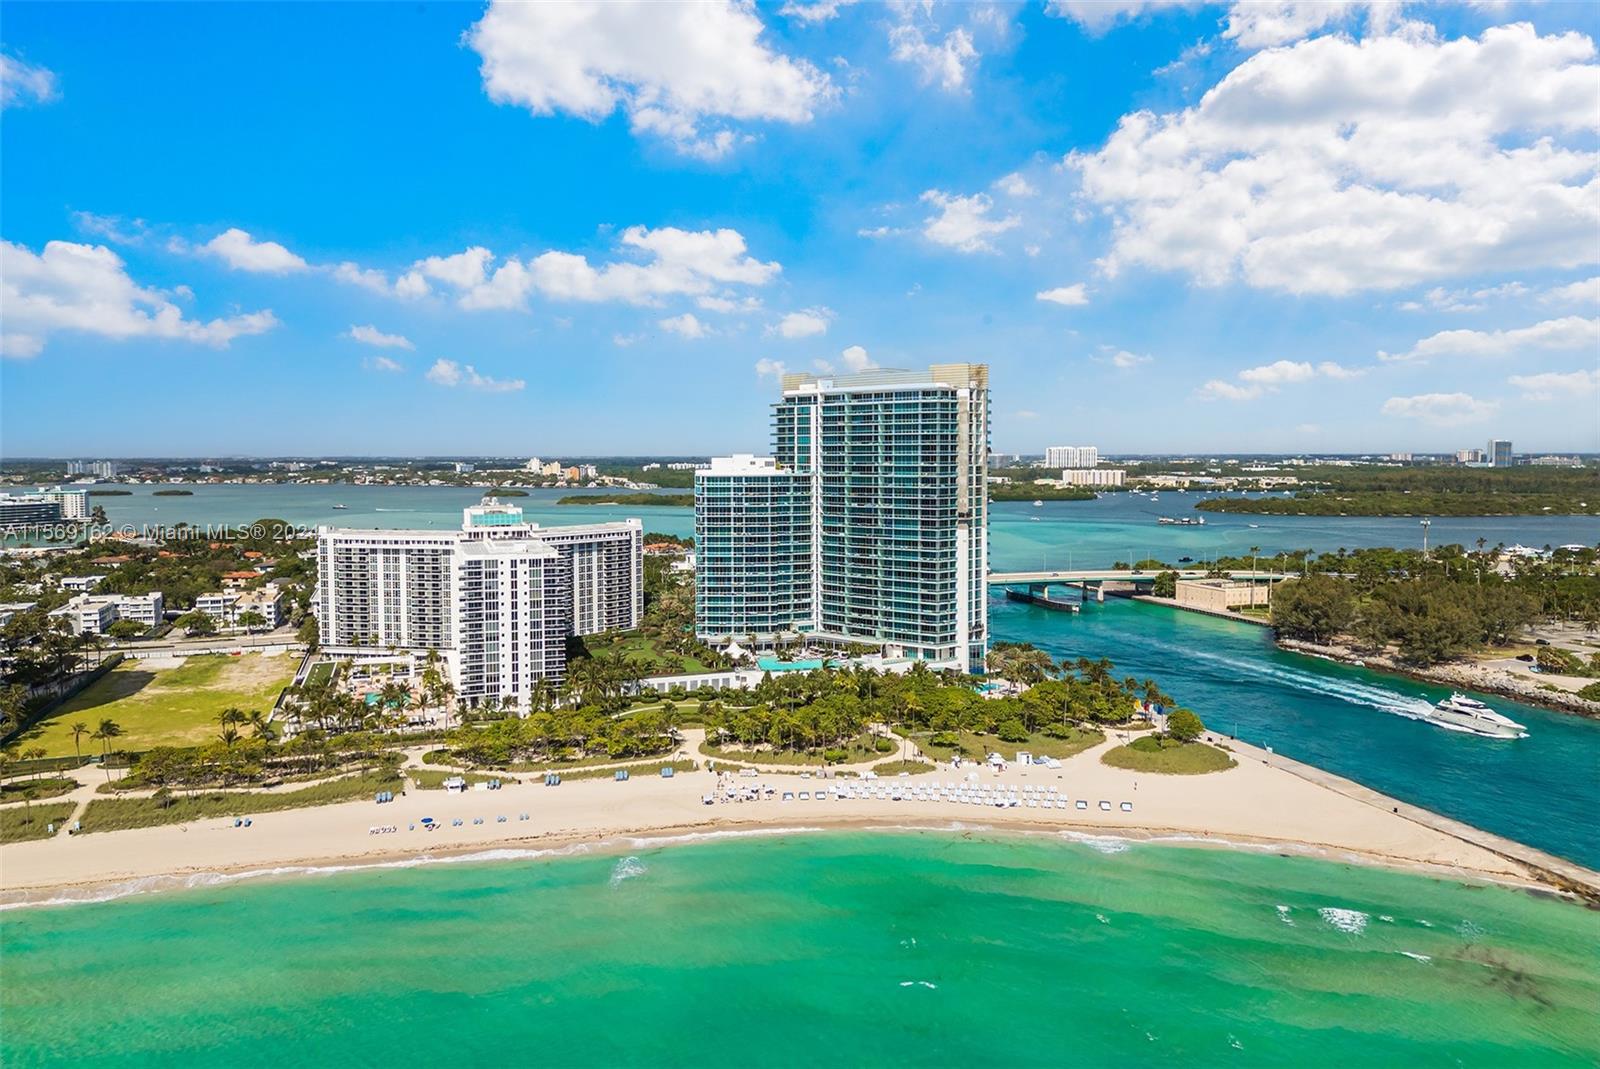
[1183,647,1439,724]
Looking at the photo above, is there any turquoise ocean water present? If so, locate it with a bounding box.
[2,832,1597,1067]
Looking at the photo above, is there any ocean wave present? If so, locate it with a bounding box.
[0,845,601,912]
[609,856,647,887]
[1400,951,1432,963]
[1318,907,1370,935]
[1276,905,1294,926]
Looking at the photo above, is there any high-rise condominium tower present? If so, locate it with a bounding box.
[696,364,989,671]
[316,502,642,711]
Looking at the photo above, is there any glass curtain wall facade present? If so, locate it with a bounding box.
[694,455,812,642]
[697,364,989,671]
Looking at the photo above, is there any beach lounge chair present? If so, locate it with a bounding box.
[1099,801,1112,811]
[1120,801,1133,812]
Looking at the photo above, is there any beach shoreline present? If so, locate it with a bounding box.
[5,734,1595,910]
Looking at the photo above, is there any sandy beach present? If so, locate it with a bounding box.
[7,733,1588,908]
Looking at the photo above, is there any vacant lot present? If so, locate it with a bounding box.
[22,654,297,757]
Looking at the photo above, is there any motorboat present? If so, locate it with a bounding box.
[1157,516,1205,525]
[332,504,349,510]
[1424,693,1527,739]
[1032,499,1044,507]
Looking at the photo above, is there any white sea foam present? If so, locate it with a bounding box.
[0,845,598,912]
[1318,907,1369,935]
[1060,832,1131,854]
[898,980,937,989]
[1400,951,1432,963]
[609,856,646,887]
[1096,913,1110,924]
[1275,905,1294,926]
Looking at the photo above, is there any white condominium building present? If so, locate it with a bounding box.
[1045,445,1099,469]
[35,487,91,520]
[315,502,642,711]
[1060,468,1125,487]
[113,592,165,629]
[48,591,165,635]
[49,595,119,636]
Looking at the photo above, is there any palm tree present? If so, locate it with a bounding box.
[246,709,275,741]
[218,724,240,748]
[70,722,89,763]
[91,718,123,781]
[94,718,122,757]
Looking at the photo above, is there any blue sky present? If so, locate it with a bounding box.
[2,0,1597,457]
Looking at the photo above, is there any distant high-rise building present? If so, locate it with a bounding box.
[1045,445,1098,469]
[1455,448,1486,465]
[67,460,119,479]
[1489,439,1513,467]
[696,364,990,671]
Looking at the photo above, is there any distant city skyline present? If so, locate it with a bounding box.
[2,2,1598,456]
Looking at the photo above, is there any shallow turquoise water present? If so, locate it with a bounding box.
[3,832,1597,1068]
[993,596,1600,870]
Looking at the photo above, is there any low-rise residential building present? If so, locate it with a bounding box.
[61,574,107,593]
[49,595,120,635]
[1060,468,1126,487]
[0,601,38,627]
[112,592,165,630]
[196,583,284,629]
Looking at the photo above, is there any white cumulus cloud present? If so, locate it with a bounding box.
[890,17,979,92]
[1381,316,1600,362]
[1071,24,1600,297]
[921,190,1020,253]
[659,312,710,338]
[840,344,876,372]
[199,228,308,274]
[1196,379,1265,401]
[465,0,833,159]
[363,355,405,373]
[425,358,524,393]
[1037,284,1089,306]
[755,357,788,378]
[1381,392,1498,426]
[770,307,832,339]
[1543,276,1600,307]
[1,239,277,358]
[346,324,414,350]
[1508,368,1600,401]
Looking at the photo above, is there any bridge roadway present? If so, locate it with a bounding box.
[987,569,1285,585]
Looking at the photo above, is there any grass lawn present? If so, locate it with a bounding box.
[0,802,77,844]
[20,653,297,758]
[1101,737,1237,775]
[915,727,1105,761]
[304,661,337,688]
[873,759,936,775]
[701,731,892,767]
[581,631,711,675]
[1,777,78,803]
[77,770,403,833]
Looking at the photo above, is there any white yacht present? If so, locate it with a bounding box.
[1032,499,1043,507]
[1424,693,1527,739]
